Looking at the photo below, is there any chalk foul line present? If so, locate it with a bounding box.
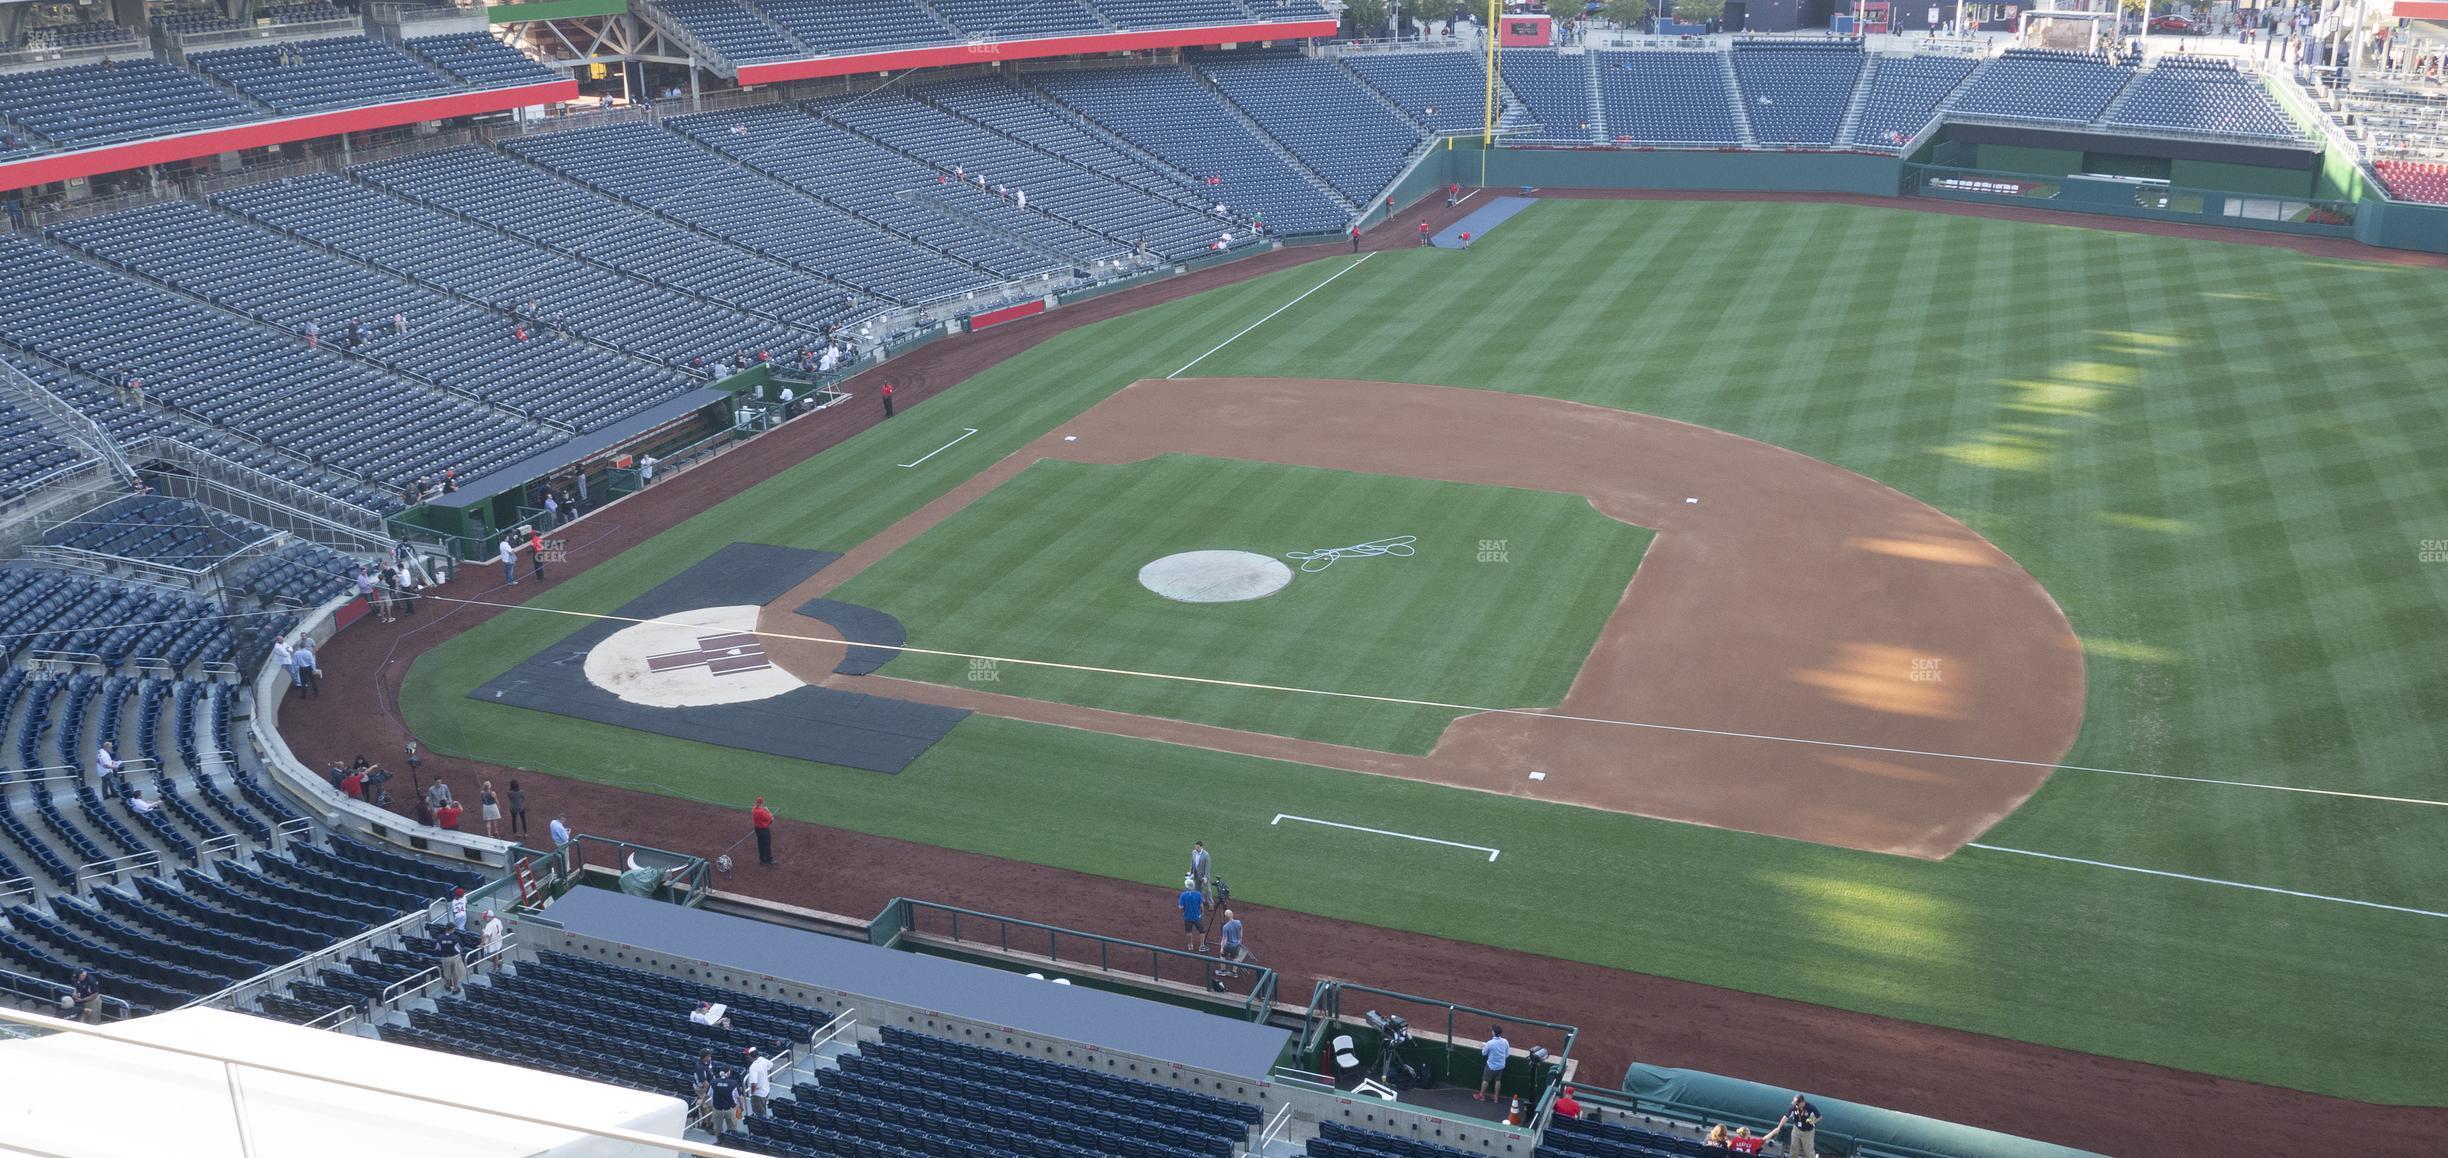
[1168,253,1374,380]
[1965,843,2448,920]
[899,428,978,468]
[1273,813,1499,862]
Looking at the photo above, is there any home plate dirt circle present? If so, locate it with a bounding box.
[1138,550,1295,603]
[582,605,802,708]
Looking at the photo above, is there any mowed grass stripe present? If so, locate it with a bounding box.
[407,199,2448,1102]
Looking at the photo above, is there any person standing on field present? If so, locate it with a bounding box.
[880,382,895,418]
[751,797,774,866]
[1178,874,1206,952]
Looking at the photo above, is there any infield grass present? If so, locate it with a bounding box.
[822,455,1652,752]
[406,199,2448,1104]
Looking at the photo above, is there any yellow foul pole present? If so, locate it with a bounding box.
[1480,0,1499,187]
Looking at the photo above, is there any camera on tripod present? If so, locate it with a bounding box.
[1363,1010,1431,1089]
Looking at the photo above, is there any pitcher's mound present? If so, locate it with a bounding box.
[1139,550,1294,603]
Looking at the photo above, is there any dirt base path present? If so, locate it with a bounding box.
[759,377,2085,859]
[285,191,2448,1157]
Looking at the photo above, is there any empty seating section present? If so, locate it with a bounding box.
[2332,83,2448,164]
[406,33,563,88]
[1034,66,1349,234]
[14,21,134,49]
[503,124,1000,305]
[2376,159,2448,204]
[755,0,947,56]
[1498,49,1595,143]
[1598,51,1739,145]
[0,568,247,671]
[0,400,85,499]
[846,80,1227,261]
[49,495,266,570]
[154,12,249,35]
[1098,0,1251,29]
[0,233,552,491]
[927,0,1109,40]
[1199,55,1423,203]
[673,105,1087,277]
[1346,51,1495,136]
[49,203,689,430]
[357,147,875,333]
[1311,1120,1477,1158]
[1538,1111,1720,1158]
[266,3,344,23]
[2109,58,2297,139]
[0,59,263,150]
[385,947,822,1097]
[1952,49,2134,124]
[215,173,803,369]
[1853,53,1976,148]
[758,1024,1263,1158]
[653,0,806,65]
[192,36,457,114]
[1730,41,1862,146]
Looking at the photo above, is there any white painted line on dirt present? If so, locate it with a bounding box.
[1168,254,1374,380]
[1965,843,2448,920]
[1272,813,1500,862]
[898,428,978,468]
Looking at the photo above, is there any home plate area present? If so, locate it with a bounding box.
[470,542,964,774]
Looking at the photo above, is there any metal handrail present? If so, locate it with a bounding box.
[300,1003,360,1032]
[883,897,1277,1019]
[0,876,36,906]
[74,851,160,886]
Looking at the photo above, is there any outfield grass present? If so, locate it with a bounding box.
[405,200,2448,1103]
[823,455,1652,752]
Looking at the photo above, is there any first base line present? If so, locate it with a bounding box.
[899,427,978,468]
[1272,814,1500,862]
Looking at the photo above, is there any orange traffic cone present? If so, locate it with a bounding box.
[1506,1095,1522,1125]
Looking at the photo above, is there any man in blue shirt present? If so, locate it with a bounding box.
[1475,1025,1510,1102]
[1216,909,1246,978]
[1177,874,1206,952]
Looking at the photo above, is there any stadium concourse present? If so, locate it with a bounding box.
[269,187,2448,1158]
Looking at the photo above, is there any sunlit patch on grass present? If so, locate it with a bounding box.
[2098,512,2196,535]
[2081,638,2181,664]
[1932,434,2052,471]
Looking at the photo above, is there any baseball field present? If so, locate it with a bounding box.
[397,197,2448,1109]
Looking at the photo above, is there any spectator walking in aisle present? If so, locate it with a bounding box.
[391,312,407,335]
[743,1046,774,1120]
[94,740,121,790]
[1475,1025,1510,1102]
[1178,874,1206,952]
[498,536,518,586]
[1777,1094,1822,1158]
[708,1065,742,1136]
[292,636,319,698]
[527,528,547,584]
[450,887,468,933]
[751,797,775,865]
[693,1050,716,1116]
[506,779,527,835]
[477,909,503,974]
[435,928,466,995]
[70,971,102,1024]
[302,321,319,350]
[479,781,500,839]
[879,382,895,418]
[128,375,142,407]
